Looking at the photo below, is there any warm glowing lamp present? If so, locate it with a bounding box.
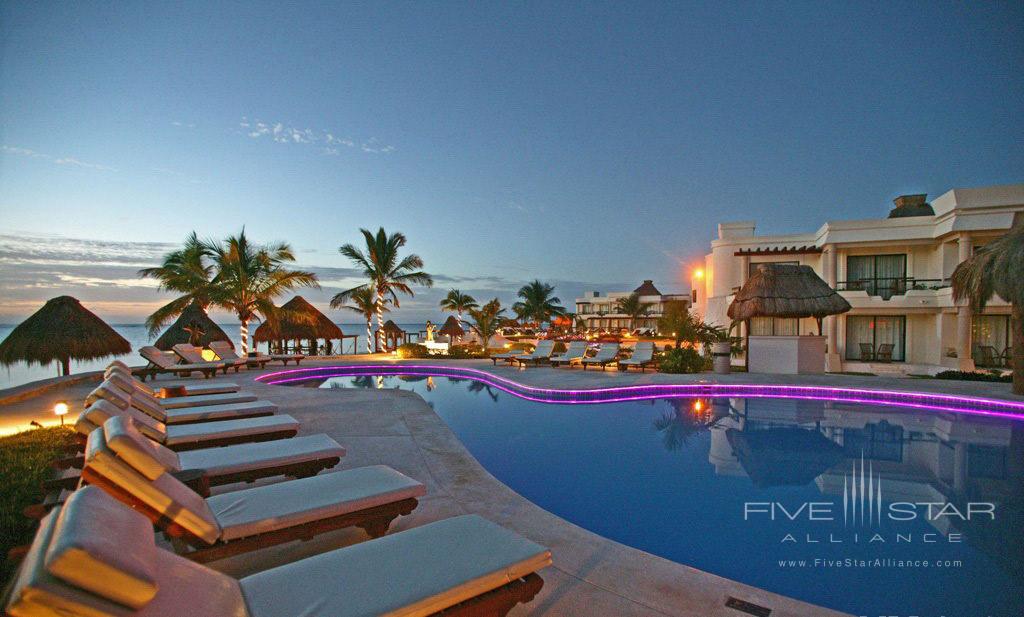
[693,268,704,280]
[54,401,69,426]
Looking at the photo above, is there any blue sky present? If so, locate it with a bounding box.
[1,2,1022,323]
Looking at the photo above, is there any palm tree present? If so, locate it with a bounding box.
[512,280,565,325]
[439,289,478,325]
[614,292,653,331]
[657,302,719,350]
[952,218,1024,394]
[331,285,387,354]
[205,230,319,354]
[468,298,506,357]
[336,228,433,352]
[139,232,215,336]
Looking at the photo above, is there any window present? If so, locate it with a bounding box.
[971,315,1010,367]
[842,421,904,462]
[750,316,799,336]
[845,315,906,361]
[749,260,798,277]
[846,255,907,299]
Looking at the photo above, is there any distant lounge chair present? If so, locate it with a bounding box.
[582,342,620,370]
[7,486,549,617]
[858,343,875,361]
[514,340,556,367]
[173,344,240,373]
[139,346,223,380]
[82,427,426,563]
[618,341,655,372]
[875,343,894,363]
[550,341,587,367]
[210,340,306,367]
[85,380,277,425]
[104,363,240,397]
[490,348,521,365]
[78,400,299,451]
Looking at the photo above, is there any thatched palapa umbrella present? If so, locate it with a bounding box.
[381,320,407,352]
[727,264,850,334]
[154,300,231,350]
[0,296,131,376]
[254,296,350,355]
[439,315,464,342]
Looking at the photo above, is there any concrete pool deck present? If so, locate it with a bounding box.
[4,359,1021,616]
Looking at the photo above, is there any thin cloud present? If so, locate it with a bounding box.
[3,145,117,172]
[239,119,393,155]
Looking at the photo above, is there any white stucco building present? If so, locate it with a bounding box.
[691,184,1024,374]
[575,280,690,332]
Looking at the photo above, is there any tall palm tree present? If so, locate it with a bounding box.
[205,230,319,354]
[439,289,478,325]
[139,232,215,336]
[952,218,1024,394]
[468,298,506,357]
[615,292,653,331]
[331,285,387,354]
[335,228,433,352]
[512,280,564,325]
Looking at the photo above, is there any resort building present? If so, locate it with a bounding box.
[692,184,1024,374]
[574,280,690,332]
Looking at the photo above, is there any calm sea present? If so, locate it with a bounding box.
[0,323,426,390]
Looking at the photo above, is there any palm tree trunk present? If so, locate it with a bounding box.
[1012,304,1023,395]
[375,290,385,352]
[365,318,373,354]
[240,317,250,355]
[61,356,70,377]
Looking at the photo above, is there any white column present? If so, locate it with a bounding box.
[956,235,975,371]
[739,255,751,285]
[824,246,842,372]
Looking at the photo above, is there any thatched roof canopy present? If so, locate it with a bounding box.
[253,296,344,342]
[381,320,405,335]
[154,300,231,350]
[0,296,131,373]
[727,264,850,322]
[439,315,464,338]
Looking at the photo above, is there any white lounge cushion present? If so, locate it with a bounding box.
[239,515,551,617]
[106,366,240,396]
[157,391,258,409]
[86,381,132,410]
[45,486,159,609]
[163,414,299,447]
[84,432,222,544]
[178,434,345,477]
[132,393,277,424]
[104,416,182,479]
[5,510,131,617]
[210,465,425,541]
[138,548,247,617]
[85,400,168,442]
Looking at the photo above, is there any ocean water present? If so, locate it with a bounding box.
[0,322,425,390]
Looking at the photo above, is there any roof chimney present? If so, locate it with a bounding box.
[888,194,934,218]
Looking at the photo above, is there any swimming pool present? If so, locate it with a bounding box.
[262,367,1024,617]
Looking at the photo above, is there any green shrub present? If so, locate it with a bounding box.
[446,345,483,359]
[395,343,430,359]
[934,370,1011,383]
[658,347,708,374]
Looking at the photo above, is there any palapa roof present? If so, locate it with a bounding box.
[154,300,231,350]
[438,315,464,338]
[253,296,344,341]
[381,319,405,335]
[633,279,662,296]
[0,296,131,367]
[727,264,851,321]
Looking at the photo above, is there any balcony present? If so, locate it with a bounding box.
[835,278,949,300]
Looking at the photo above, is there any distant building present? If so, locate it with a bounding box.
[575,280,690,331]
[691,184,1024,374]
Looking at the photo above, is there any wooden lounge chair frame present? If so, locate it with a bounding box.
[139,347,224,381]
[434,573,543,616]
[858,342,875,361]
[80,463,419,563]
[875,343,894,363]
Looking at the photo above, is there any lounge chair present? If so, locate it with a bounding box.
[582,342,620,370]
[82,427,426,562]
[490,348,521,365]
[514,339,556,367]
[86,380,277,425]
[210,340,305,367]
[173,344,241,373]
[618,341,656,371]
[875,343,894,363]
[6,486,549,617]
[139,346,224,380]
[104,371,256,409]
[858,342,875,361]
[550,341,587,367]
[77,400,299,451]
[105,363,240,397]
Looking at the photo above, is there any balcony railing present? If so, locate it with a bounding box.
[836,278,950,300]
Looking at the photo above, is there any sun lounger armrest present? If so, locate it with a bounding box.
[170,468,210,497]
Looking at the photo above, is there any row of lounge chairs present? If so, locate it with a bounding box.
[8,361,551,616]
[137,343,304,381]
[492,340,658,371]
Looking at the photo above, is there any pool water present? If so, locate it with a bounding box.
[313,373,1022,617]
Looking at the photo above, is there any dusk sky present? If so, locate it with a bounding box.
[2,2,1022,323]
